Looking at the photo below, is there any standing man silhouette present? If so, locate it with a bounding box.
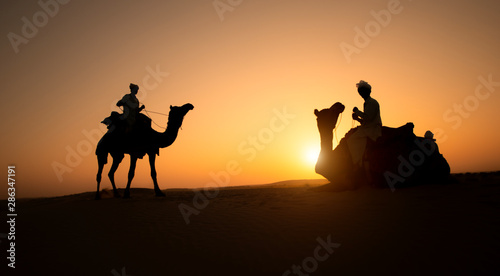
[347,80,382,169]
[117,83,145,132]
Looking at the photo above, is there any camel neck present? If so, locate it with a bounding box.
[319,130,333,153]
[166,119,182,132]
[157,119,182,148]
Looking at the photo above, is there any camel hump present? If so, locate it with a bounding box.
[137,113,152,129]
[100,111,152,133]
[377,122,415,143]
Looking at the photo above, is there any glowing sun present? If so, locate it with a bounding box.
[305,148,319,166]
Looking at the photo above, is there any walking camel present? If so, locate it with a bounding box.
[95,103,194,199]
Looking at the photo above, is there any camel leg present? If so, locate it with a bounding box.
[123,156,137,199]
[149,153,165,197]
[95,135,110,200]
[95,158,105,200]
[108,153,124,198]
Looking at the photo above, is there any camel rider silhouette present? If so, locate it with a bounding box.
[347,80,382,170]
[117,83,145,133]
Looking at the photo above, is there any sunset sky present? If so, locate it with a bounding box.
[1,0,499,199]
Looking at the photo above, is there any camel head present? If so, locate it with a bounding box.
[168,103,194,126]
[314,102,345,133]
[170,103,194,114]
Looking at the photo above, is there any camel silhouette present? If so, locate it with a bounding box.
[314,102,450,190]
[95,103,194,199]
[314,102,351,186]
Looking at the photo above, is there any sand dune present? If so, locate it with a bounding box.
[2,173,500,275]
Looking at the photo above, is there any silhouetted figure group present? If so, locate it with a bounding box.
[315,80,450,190]
[95,83,194,199]
[94,79,449,198]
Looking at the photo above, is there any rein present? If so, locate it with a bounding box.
[119,105,170,130]
[144,109,168,130]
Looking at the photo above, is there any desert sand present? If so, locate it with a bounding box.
[2,173,500,275]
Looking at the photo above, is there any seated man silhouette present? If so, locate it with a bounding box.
[117,83,146,133]
[347,80,382,171]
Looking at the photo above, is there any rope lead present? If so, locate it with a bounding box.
[144,109,167,130]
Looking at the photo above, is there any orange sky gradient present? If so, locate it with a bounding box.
[1,0,500,199]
